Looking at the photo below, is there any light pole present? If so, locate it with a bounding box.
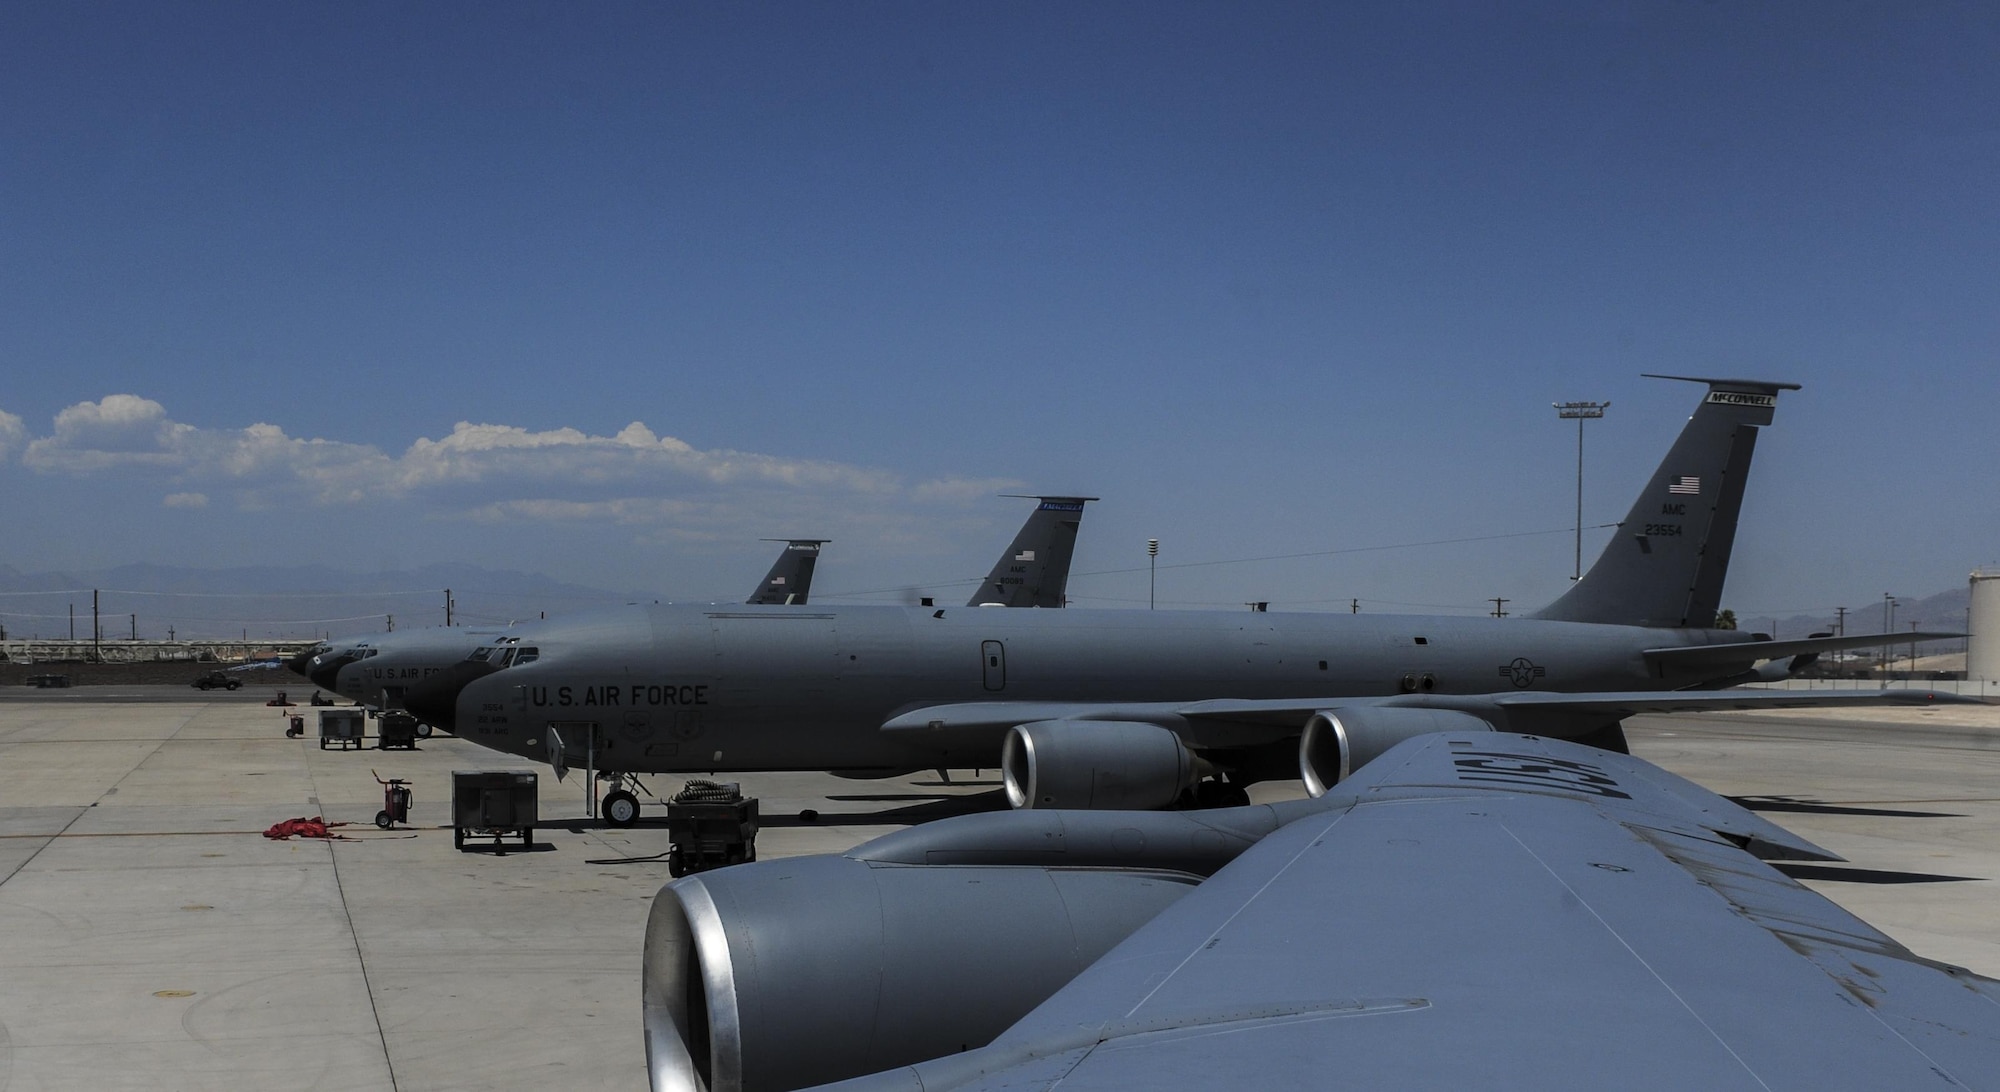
[1554,401,1610,581]
[1147,539,1159,610]
[1883,594,1899,674]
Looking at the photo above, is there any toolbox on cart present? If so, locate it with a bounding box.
[452,770,537,850]
[666,780,758,877]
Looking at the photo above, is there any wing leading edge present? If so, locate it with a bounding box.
[826,733,2000,1091]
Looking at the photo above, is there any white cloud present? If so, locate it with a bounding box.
[7,396,1008,540]
[0,407,23,462]
[23,395,190,469]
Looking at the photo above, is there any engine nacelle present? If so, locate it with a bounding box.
[644,855,1195,1092]
[1001,719,1205,810]
[1299,706,1497,797]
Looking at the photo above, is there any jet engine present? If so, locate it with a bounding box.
[1298,706,1496,797]
[644,854,1196,1092]
[1001,718,1206,810]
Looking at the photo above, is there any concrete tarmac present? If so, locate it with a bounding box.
[0,691,1995,1090]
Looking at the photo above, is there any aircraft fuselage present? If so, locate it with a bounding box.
[442,602,1754,775]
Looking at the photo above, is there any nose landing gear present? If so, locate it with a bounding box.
[598,772,654,827]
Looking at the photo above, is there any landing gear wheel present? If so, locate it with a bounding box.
[415,721,433,739]
[602,789,640,827]
[667,847,687,878]
[1192,781,1252,809]
[374,810,392,829]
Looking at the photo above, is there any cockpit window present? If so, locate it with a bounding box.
[514,647,539,666]
[469,648,494,663]
[495,648,516,668]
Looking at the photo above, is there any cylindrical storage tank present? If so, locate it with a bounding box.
[1969,570,2000,683]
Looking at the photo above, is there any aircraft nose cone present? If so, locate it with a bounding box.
[307,654,355,691]
[285,647,322,677]
[400,658,502,733]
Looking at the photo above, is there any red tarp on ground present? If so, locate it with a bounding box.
[262,816,350,840]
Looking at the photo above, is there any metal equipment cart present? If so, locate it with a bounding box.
[452,770,537,851]
[666,780,758,877]
[377,710,420,750]
[318,708,366,750]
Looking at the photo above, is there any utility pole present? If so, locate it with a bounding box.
[386,614,394,633]
[1147,540,1159,610]
[444,589,454,627]
[1910,620,1921,677]
[1554,400,1610,581]
[92,589,100,661]
[130,614,136,641]
[1490,597,1510,618]
[1351,598,1360,614]
[1834,606,1846,637]
[69,603,74,641]
[1883,594,1898,672]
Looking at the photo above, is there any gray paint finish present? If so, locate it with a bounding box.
[796,734,2000,1091]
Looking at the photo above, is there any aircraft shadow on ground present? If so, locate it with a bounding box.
[1729,795,1965,819]
[762,788,1012,828]
[1774,862,1984,885]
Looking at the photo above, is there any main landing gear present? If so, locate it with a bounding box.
[598,772,654,827]
[1190,777,1251,809]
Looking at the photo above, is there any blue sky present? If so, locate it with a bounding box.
[2,2,1995,628]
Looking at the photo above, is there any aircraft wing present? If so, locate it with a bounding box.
[841,733,2000,1090]
[878,687,1977,747]
[1644,630,1965,675]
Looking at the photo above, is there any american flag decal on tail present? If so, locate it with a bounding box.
[1668,476,1700,495]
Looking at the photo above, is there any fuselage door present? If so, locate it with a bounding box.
[981,640,1006,692]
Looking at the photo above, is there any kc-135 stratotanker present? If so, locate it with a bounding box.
[401,376,1962,825]
[301,491,1095,722]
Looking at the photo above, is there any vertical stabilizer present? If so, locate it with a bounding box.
[747,540,828,605]
[969,496,1097,607]
[1532,377,1798,628]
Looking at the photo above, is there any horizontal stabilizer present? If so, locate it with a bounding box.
[1643,630,1966,674]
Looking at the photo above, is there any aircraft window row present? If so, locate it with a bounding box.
[468,646,538,667]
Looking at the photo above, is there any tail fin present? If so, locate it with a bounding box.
[746,539,828,605]
[1531,376,1798,628]
[968,496,1097,607]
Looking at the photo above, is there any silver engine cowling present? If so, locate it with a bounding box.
[1001,718,1206,810]
[1298,706,1497,796]
[645,855,1195,1092]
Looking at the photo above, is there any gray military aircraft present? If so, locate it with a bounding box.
[745,539,828,605]
[303,538,830,710]
[641,728,2000,1091]
[410,376,1958,821]
[314,494,1098,760]
[967,497,1094,607]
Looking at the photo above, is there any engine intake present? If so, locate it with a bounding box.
[644,855,1195,1092]
[1299,706,1496,797]
[1001,719,1205,810]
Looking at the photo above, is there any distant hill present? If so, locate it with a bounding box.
[0,563,653,641]
[1730,585,1972,642]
